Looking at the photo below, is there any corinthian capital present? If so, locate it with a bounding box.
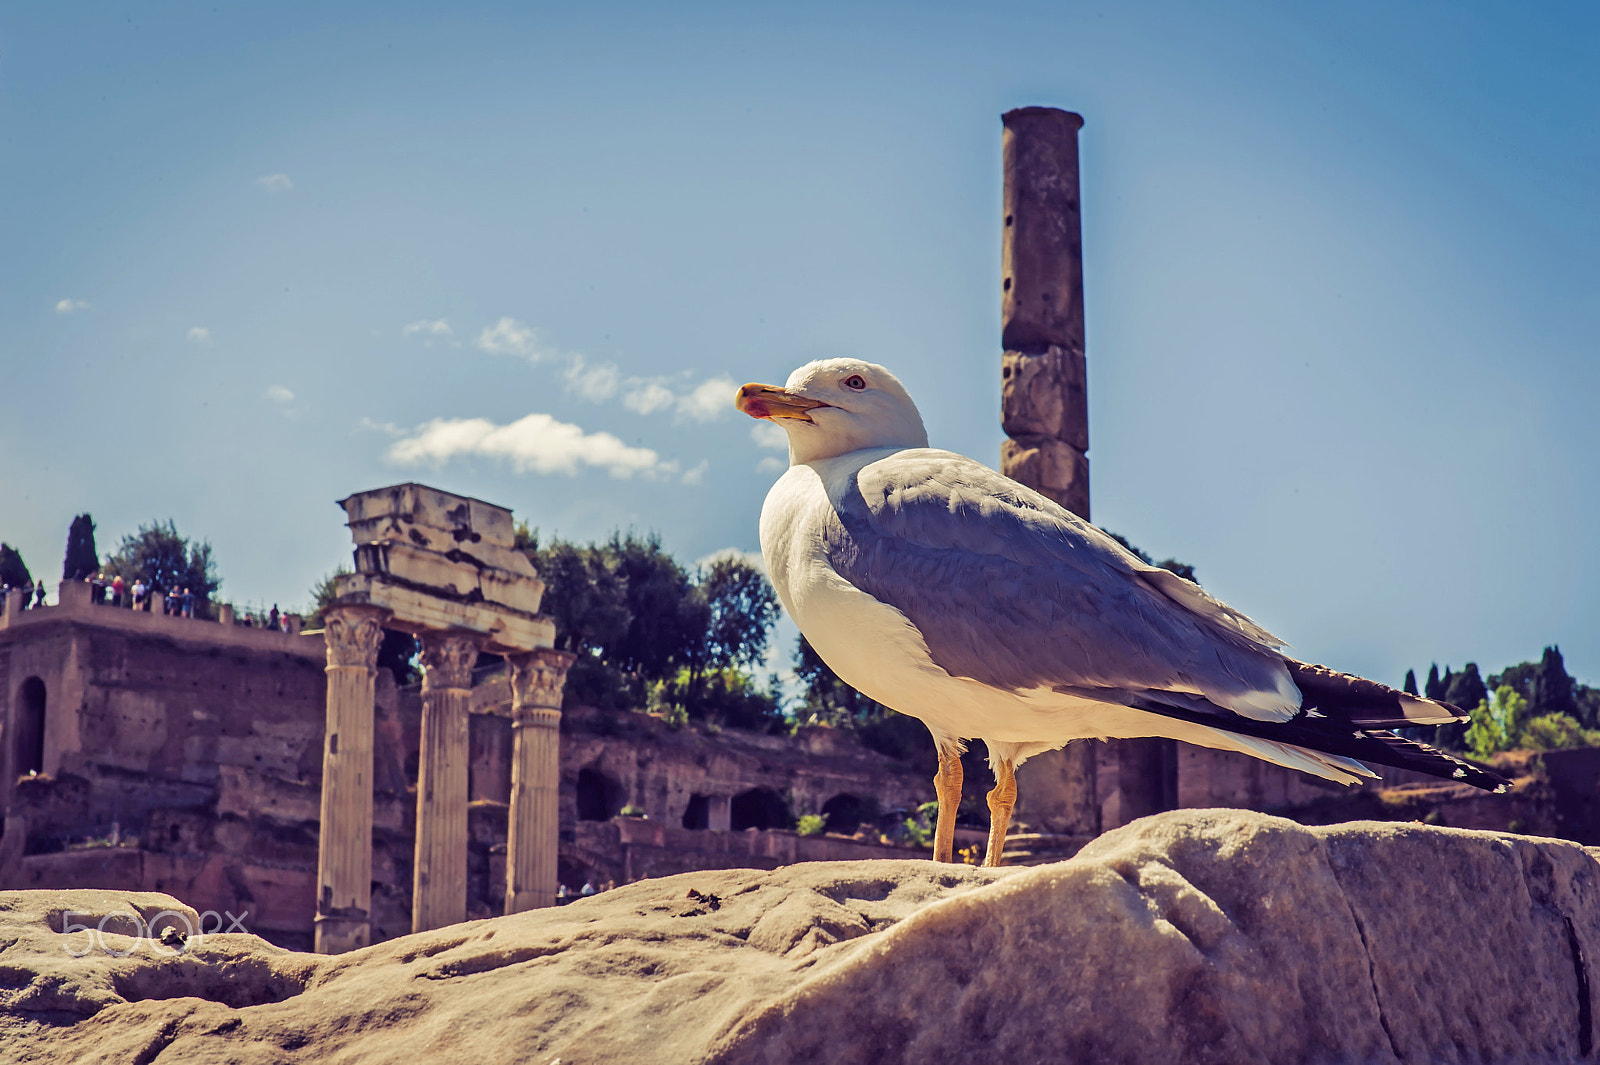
[509,648,576,711]
[420,631,483,691]
[323,605,389,671]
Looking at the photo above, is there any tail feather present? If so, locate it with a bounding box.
[1286,659,1464,728]
[1122,689,1510,794]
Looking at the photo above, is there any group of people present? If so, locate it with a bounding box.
[236,604,295,632]
[0,580,49,609]
[555,879,615,903]
[88,573,198,617]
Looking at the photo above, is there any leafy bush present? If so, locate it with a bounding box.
[796,814,826,837]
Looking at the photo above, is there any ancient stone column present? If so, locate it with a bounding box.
[1000,106,1174,835]
[504,648,574,914]
[315,603,388,954]
[412,630,482,933]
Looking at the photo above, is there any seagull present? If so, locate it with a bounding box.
[737,357,1510,867]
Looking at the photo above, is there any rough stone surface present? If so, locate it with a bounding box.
[3,810,1595,1064]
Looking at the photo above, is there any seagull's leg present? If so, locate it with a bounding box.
[982,758,1017,868]
[932,743,963,863]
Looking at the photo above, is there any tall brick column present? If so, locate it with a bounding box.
[315,604,388,954]
[412,630,482,932]
[504,648,574,914]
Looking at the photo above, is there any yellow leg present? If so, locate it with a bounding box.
[983,759,1017,867]
[932,745,963,863]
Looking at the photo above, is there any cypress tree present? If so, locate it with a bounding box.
[1531,645,1576,719]
[0,543,32,590]
[1424,664,1444,701]
[62,514,99,580]
[1403,669,1418,696]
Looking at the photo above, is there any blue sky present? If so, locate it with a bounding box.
[2,1,1595,691]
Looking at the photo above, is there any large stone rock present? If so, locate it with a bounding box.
[2,811,1595,1064]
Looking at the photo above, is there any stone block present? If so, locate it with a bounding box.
[1002,346,1088,449]
[1001,435,1089,519]
[1001,106,1086,355]
[340,483,515,549]
[331,572,554,654]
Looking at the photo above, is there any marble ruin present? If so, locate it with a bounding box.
[316,484,571,952]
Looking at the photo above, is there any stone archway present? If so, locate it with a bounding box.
[730,787,790,831]
[576,766,624,822]
[14,677,46,777]
[820,792,874,835]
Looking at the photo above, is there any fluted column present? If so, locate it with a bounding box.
[412,630,481,933]
[504,648,574,914]
[315,604,388,954]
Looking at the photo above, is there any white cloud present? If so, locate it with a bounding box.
[388,412,670,479]
[750,421,789,451]
[257,173,293,193]
[474,316,546,360]
[265,385,294,404]
[187,326,211,343]
[675,376,739,423]
[563,356,622,402]
[681,460,709,485]
[54,298,89,314]
[621,381,675,416]
[758,456,787,474]
[402,318,453,338]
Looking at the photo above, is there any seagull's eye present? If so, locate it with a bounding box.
[843,375,866,391]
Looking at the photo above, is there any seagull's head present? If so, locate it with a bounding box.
[735,358,929,465]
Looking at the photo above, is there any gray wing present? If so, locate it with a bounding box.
[822,448,1295,712]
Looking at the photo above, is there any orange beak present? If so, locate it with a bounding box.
[734,383,831,422]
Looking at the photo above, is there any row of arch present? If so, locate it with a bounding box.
[575,766,875,834]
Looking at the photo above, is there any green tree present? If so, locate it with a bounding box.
[521,531,632,708]
[104,520,221,616]
[700,555,780,672]
[1403,669,1418,696]
[1466,684,1600,757]
[62,514,99,581]
[0,544,32,590]
[1531,646,1576,720]
[1465,686,1528,759]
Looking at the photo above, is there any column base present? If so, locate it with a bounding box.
[505,887,555,914]
[314,912,371,954]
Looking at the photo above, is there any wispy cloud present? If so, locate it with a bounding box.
[403,318,453,338]
[387,412,675,479]
[54,298,89,315]
[757,456,787,474]
[750,422,789,451]
[257,173,293,193]
[474,317,739,422]
[187,326,212,343]
[676,377,739,423]
[357,417,404,437]
[563,356,622,402]
[474,317,547,361]
[265,385,294,404]
[681,460,709,486]
[622,382,676,416]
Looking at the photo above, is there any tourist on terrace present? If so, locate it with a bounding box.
[132,578,148,611]
[181,587,194,618]
[33,580,46,608]
[110,574,125,607]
